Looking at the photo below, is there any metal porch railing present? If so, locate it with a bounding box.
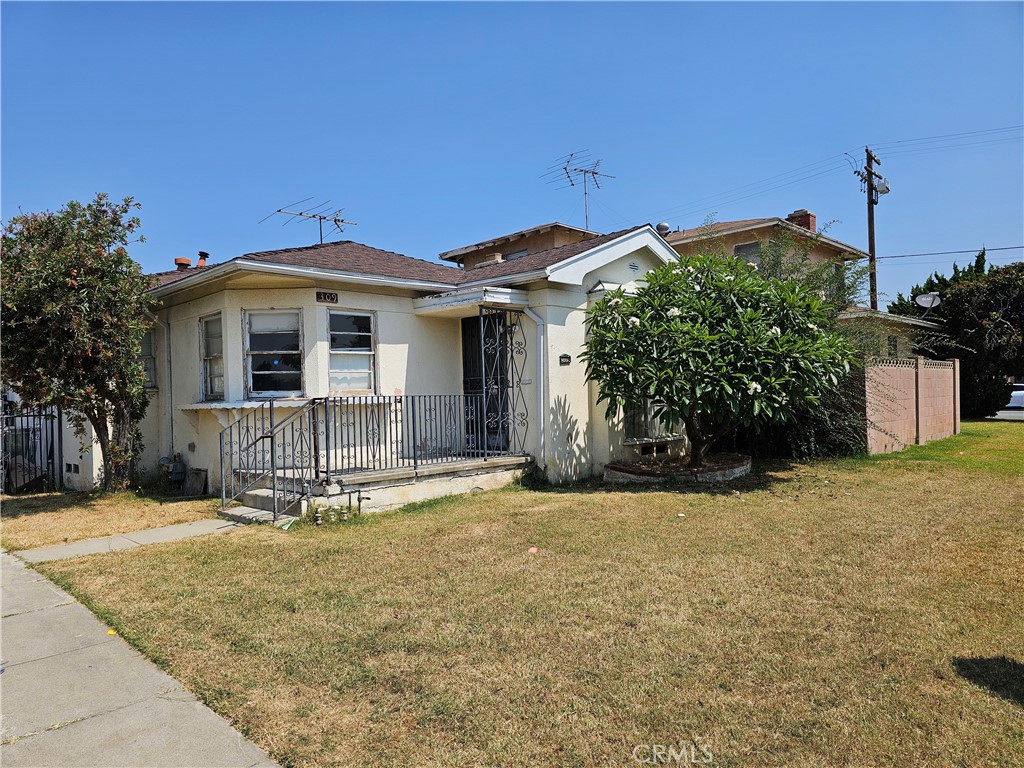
[219,394,527,520]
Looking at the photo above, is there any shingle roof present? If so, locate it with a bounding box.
[439,221,599,262]
[454,225,647,284]
[665,218,777,243]
[148,226,652,292]
[150,267,215,287]
[242,240,462,283]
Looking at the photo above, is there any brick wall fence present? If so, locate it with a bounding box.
[865,357,960,454]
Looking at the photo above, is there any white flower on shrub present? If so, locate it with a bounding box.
[609,297,622,307]
[686,265,696,274]
[667,307,681,318]
[693,284,702,292]
[807,323,818,331]
[768,326,781,337]
[747,381,762,395]
[724,275,735,281]
[628,316,641,327]
[747,262,759,270]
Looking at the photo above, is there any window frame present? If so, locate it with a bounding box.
[244,308,304,399]
[733,241,761,264]
[200,313,225,402]
[327,309,377,395]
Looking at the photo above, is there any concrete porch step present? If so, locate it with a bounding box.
[218,505,296,527]
[239,488,308,516]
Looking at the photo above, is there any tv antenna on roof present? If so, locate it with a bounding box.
[258,197,357,244]
[541,151,614,230]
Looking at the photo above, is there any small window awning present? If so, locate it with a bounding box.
[413,287,530,317]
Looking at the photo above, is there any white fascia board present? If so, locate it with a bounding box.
[454,270,550,290]
[150,259,458,299]
[413,286,531,315]
[544,226,676,286]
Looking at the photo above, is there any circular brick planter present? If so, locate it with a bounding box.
[604,454,752,484]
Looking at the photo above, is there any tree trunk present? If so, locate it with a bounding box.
[682,414,707,468]
[87,411,114,491]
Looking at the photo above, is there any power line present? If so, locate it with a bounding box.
[876,245,1024,261]
[870,124,1023,149]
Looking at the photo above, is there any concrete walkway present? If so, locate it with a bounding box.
[0,553,279,767]
[18,518,240,563]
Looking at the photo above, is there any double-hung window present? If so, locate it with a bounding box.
[201,315,224,400]
[247,310,303,397]
[329,311,374,393]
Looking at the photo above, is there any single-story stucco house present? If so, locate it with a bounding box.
[4,211,954,514]
[119,222,689,515]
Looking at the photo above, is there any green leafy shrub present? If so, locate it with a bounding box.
[582,254,857,467]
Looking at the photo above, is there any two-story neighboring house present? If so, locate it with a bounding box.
[122,222,683,516]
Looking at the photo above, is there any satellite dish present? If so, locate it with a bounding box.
[914,292,941,308]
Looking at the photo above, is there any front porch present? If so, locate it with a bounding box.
[219,392,532,521]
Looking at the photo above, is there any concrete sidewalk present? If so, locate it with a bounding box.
[18,518,240,563]
[0,553,279,767]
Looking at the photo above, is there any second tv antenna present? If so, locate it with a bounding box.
[542,151,614,230]
[259,198,357,244]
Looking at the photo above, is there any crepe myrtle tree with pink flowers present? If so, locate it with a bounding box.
[581,254,858,468]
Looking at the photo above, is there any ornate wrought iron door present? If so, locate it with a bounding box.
[461,308,528,454]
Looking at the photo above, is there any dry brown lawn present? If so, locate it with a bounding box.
[39,422,1024,767]
[1,492,217,551]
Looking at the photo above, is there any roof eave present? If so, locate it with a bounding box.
[149,259,458,299]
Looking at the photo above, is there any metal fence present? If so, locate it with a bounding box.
[220,394,528,518]
[2,407,61,494]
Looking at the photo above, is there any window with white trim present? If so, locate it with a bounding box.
[201,315,224,400]
[246,310,302,396]
[329,311,375,393]
[139,331,157,388]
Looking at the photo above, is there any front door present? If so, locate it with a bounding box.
[461,313,509,452]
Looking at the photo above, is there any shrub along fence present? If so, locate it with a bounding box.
[866,357,960,454]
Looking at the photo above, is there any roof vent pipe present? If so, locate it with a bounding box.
[174,257,192,271]
[196,251,209,268]
[656,222,671,237]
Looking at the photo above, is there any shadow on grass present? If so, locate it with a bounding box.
[0,491,104,518]
[953,656,1024,708]
[519,459,799,498]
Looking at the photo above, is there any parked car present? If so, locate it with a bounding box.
[1007,383,1024,410]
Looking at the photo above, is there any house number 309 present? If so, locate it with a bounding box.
[316,291,339,303]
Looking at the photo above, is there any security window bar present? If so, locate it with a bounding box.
[247,311,302,396]
[202,315,225,400]
[329,311,374,393]
[624,400,682,443]
[139,331,157,388]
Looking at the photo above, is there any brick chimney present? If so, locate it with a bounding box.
[174,257,192,271]
[785,209,816,232]
[196,251,209,268]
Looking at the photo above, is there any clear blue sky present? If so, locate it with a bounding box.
[3,2,1022,305]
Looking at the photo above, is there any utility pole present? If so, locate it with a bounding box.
[856,146,888,310]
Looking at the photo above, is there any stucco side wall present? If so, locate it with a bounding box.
[671,227,837,264]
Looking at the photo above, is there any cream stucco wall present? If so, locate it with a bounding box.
[155,281,463,492]
[531,246,668,483]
